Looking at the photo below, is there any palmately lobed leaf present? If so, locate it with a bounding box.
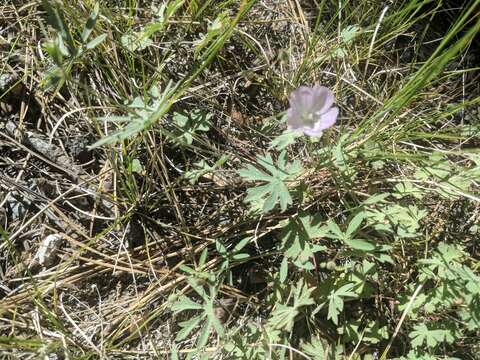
[237,151,303,213]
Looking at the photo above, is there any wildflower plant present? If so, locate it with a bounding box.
[41,1,107,91]
[7,1,480,359]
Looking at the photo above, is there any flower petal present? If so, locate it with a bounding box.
[316,106,339,131]
[286,108,304,129]
[304,128,323,137]
[289,86,315,114]
[311,85,335,114]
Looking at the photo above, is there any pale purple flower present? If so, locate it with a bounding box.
[287,85,339,137]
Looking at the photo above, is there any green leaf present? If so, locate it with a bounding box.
[41,67,65,92]
[56,35,71,57]
[178,264,196,275]
[393,182,424,200]
[82,2,100,42]
[298,212,327,239]
[268,280,314,331]
[171,110,212,146]
[199,247,208,268]
[215,240,227,255]
[205,301,224,337]
[89,80,176,148]
[196,317,212,348]
[362,193,389,205]
[344,238,375,251]
[171,296,203,312]
[44,39,64,66]
[233,237,251,252]
[326,220,344,240]
[271,181,292,212]
[237,165,272,182]
[340,24,361,43]
[232,253,250,260]
[85,33,107,50]
[409,324,455,349]
[279,257,288,283]
[120,1,184,52]
[366,203,427,238]
[183,155,228,185]
[301,337,327,360]
[280,214,326,270]
[121,33,152,51]
[170,344,179,360]
[194,12,228,58]
[130,158,143,174]
[238,152,303,213]
[327,283,357,325]
[270,129,301,151]
[345,212,366,237]
[175,315,204,341]
[42,0,75,53]
[187,278,207,299]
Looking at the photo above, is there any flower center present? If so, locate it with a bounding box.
[301,112,317,127]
